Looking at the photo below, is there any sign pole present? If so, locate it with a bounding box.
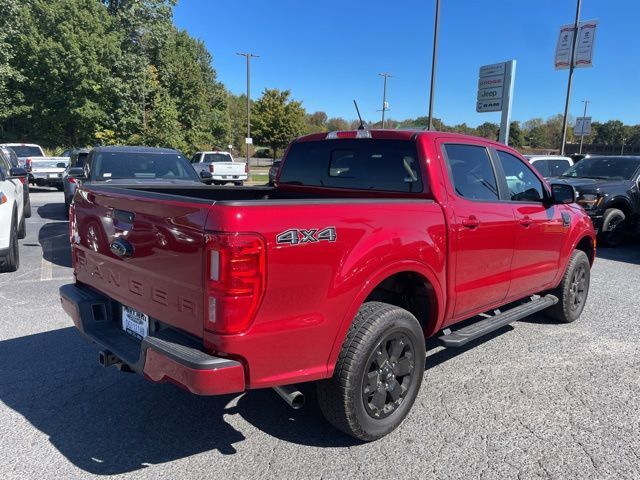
[560,0,582,155]
[498,60,516,145]
[578,99,589,154]
[427,0,440,130]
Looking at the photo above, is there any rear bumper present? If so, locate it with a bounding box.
[211,174,248,181]
[59,283,245,395]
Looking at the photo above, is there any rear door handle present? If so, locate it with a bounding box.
[462,215,480,229]
[519,216,533,227]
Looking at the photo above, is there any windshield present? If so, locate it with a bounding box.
[10,146,43,157]
[203,153,232,163]
[532,159,572,177]
[91,152,199,181]
[561,157,640,180]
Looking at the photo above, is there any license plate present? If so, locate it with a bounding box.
[122,305,149,340]
[49,173,61,178]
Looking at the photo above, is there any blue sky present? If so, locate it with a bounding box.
[174,0,639,127]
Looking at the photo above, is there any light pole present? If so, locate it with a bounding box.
[378,73,392,128]
[427,0,440,130]
[236,52,259,168]
[578,99,590,154]
[560,0,582,155]
[621,138,626,155]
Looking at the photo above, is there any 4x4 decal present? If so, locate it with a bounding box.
[276,227,337,245]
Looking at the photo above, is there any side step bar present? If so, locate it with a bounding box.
[439,295,558,348]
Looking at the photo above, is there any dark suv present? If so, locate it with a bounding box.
[558,155,640,246]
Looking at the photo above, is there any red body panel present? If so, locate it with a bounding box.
[68,130,596,392]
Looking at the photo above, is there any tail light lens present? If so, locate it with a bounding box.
[25,158,32,171]
[205,233,266,334]
[67,177,76,184]
[209,164,214,173]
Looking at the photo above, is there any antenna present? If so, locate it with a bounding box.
[353,100,366,130]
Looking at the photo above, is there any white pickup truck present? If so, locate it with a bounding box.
[189,151,247,185]
[0,143,68,190]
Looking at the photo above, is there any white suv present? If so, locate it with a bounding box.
[0,151,27,272]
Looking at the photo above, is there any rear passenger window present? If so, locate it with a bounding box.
[443,144,499,201]
[497,151,545,202]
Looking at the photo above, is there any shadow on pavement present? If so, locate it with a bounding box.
[38,222,71,268]
[595,244,640,266]
[37,202,68,222]
[0,327,356,475]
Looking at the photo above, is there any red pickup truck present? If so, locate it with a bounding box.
[60,130,595,441]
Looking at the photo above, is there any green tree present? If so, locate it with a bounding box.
[326,117,350,131]
[304,111,328,134]
[593,120,625,145]
[0,0,25,127]
[476,122,499,140]
[252,89,305,159]
[508,121,524,147]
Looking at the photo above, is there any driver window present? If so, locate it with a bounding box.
[497,150,544,202]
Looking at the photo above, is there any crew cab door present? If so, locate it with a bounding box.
[492,148,565,297]
[438,140,516,319]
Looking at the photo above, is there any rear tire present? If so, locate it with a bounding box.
[0,213,19,272]
[598,208,626,247]
[317,302,425,441]
[545,250,590,323]
[234,181,244,186]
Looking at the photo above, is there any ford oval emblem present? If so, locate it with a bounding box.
[110,238,134,258]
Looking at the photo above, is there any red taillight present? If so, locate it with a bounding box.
[209,164,214,173]
[205,233,266,334]
[19,177,26,185]
[68,177,76,184]
[25,158,32,171]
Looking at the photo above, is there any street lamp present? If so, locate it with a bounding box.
[560,0,582,155]
[236,52,259,169]
[378,73,392,128]
[578,99,590,154]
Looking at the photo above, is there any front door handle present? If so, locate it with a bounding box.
[519,216,533,227]
[462,215,480,229]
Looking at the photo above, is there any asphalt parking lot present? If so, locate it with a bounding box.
[1,189,639,480]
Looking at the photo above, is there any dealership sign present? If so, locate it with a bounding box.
[476,60,516,144]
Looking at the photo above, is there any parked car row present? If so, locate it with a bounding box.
[0,150,28,272]
[0,143,68,189]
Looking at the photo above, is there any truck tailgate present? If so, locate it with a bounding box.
[72,187,212,337]
[210,162,244,175]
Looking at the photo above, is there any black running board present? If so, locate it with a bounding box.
[438,295,558,348]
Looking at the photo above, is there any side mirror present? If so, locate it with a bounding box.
[68,167,86,179]
[56,162,67,168]
[199,170,212,181]
[8,167,28,179]
[550,183,576,205]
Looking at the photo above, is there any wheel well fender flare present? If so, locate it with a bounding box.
[326,261,445,375]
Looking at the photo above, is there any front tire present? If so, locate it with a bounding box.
[545,250,590,323]
[598,208,626,247]
[317,302,425,441]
